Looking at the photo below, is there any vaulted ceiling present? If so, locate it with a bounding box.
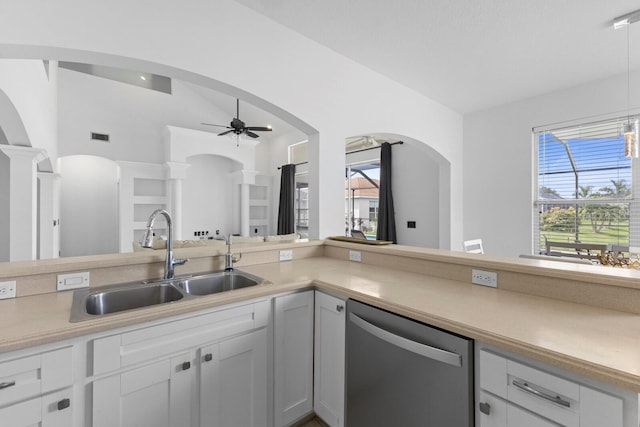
[235,0,640,114]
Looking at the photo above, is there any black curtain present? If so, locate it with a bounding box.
[376,142,397,243]
[277,163,296,235]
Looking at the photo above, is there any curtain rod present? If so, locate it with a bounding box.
[277,141,404,169]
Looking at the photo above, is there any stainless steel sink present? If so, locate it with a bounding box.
[70,282,186,321]
[84,282,184,315]
[173,270,264,296]
[69,270,264,322]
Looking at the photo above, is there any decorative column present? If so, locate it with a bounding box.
[37,172,61,259]
[165,162,191,240]
[0,145,47,261]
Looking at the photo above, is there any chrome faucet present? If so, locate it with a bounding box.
[214,233,242,271]
[141,209,187,279]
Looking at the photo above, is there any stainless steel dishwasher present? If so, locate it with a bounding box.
[346,299,474,426]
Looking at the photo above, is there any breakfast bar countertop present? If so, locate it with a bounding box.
[1,253,640,394]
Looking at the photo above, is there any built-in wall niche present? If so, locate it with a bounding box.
[132,178,168,243]
[249,175,272,236]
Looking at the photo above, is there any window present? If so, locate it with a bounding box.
[288,140,309,238]
[346,162,379,237]
[295,173,309,238]
[534,116,637,254]
[369,200,379,222]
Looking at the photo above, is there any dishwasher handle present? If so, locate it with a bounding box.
[349,312,462,368]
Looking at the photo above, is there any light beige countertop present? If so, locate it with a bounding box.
[1,253,640,393]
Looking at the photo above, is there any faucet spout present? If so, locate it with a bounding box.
[141,209,187,279]
[214,233,241,271]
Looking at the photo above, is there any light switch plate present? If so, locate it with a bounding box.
[57,272,90,291]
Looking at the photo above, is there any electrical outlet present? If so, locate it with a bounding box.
[349,250,362,262]
[279,250,293,261]
[472,269,497,288]
[57,272,90,291]
[0,281,16,299]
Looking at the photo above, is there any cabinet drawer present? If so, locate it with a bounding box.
[507,359,579,427]
[479,349,625,427]
[0,387,73,426]
[0,346,73,407]
[93,299,269,375]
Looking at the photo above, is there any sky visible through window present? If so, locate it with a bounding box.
[538,133,631,199]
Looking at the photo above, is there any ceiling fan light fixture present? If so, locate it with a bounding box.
[200,98,272,146]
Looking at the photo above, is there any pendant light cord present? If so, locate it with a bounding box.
[628,24,631,125]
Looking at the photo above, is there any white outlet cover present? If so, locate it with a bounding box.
[279,250,293,261]
[349,250,362,262]
[0,281,16,299]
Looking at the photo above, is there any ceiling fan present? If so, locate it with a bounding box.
[201,98,272,140]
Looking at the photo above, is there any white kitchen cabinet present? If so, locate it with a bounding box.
[0,345,75,427]
[90,299,269,427]
[313,291,345,427]
[92,351,194,427]
[273,291,314,426]
[477,344,632,427]
[0,387,73,427]
[200,328,268,427]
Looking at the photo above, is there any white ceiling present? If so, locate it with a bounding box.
[234,0,640,114]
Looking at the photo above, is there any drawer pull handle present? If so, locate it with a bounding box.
[204,353,213,362]
[57,398,71,411]
[0,381,15,390]
[479,402,491,415]
[512,379,571,408]
[182,361,191,371]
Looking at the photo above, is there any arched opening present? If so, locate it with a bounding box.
[344,133,451,249]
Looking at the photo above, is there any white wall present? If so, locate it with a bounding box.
[393,141,440,247]
[0,0,463,247]
[58,155,119,257]
[182,154,238,237]
[0,59,57,170]
[0,151,8,261]
[464,71,640,257]
[58,68,254,166]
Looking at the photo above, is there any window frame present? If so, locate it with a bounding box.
[533,115,639,254]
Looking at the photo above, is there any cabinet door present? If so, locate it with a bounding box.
[93,352,194,427]
[507,403,557,427]
[477,391,507,427]
[0,387,73,427]
[580,386,623,427]
[200,329,267,427]
[41,388,74,427]
[313,291,345,427]
[274,291,314,427]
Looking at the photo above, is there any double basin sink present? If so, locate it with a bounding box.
[70,270,265,322]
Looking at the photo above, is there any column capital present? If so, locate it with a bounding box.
[232,169,257,185]
[164,162,191,180]
[0,145,47,163]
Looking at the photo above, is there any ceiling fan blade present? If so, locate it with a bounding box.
[245,126,272,131]
[244,130,260,138]
[201,122,231,129]
[218,130,235,136]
